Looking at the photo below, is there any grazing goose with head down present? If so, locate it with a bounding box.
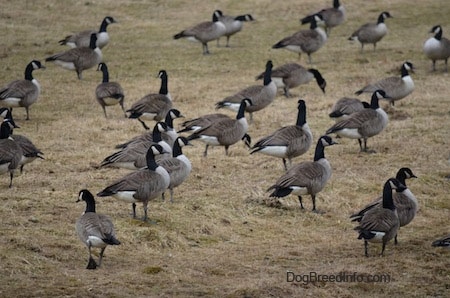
[59,16,117,49]
[46,33,102,80]
[76,189,120,269]
[348,12,392,52]
[217,11,255,47]
[423,25,450,72]
[127,70,172,130]
[350,167,418,244]
[300,0,346,36]
[216,60,276,123]
[273,15,327,64]
[326,90,389,153]
[250,99,313,171]
[354,178,405,257]
[97,144,170,222]
[95,63,125,118]
[256,62,326,97]
[329,97,370,123]
[267,135,337,212]
[188,98,252,157]
[173,10,226,55]
[0,60,45,120]
[355,61,415,106]
[432,234,450,248]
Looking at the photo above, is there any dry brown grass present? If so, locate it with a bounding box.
[0,0,449,297]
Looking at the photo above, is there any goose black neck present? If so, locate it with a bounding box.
[159,73,169,95]
[84,195,96,213]
[152,125,163,142]
[309,69,325,89]
[263,62,273,86]
[146,150,158,171]
[377,14,386,24]
[101,65,109,83]
[236,101,248,120]
[0,122,12,139]
[165,112,174,129]
[313,139,326,161]
[401,64,410,77]
[333,0,340,9]
[172,141,183,158]
[382,181,396,211]
[369,93,380,109]
[99,18,109,32]
[396,170,408,186]
[89,35,97,49]
[434,28,443,40]
[235,15,247,21]
[24,63,35,81]
[296,102,307,126]
[310,18,318,30]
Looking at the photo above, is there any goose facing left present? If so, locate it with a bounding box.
[423,25,450,72]
[59,16,117,49]
[267,135,337,212]
[95,62,126,118]
[0,118,23,188]
[173,10,226,55]
[0,60,45,120]
[76,189,121,270]
[46,33,102,80]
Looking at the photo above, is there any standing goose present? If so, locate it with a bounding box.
[76,189,120,270]
[273,15,327,63]
[301,0,346,36]
[46,33,102,80]
[95,63,125,118]
[59,16,117,49]
[100,122,171,170]
[256,62,326,97]
[217,11,255,47]
[348,12,392,52]
[423,25,450,72]
[0,119,23,188]
[173,10,226,55]
[126,70,172,130]
[178,113,252,148]
[354,178,405,257]
[432,234,450,248]
[11,134,44,173]
[329,97,370,123]
[188,98,252,157]
[216,60,276,123]
[267,135,337,212]
[326,90,390,153]
[97,144,170,222]
[0,60,45,120]
[350,167,418,244]
[355,61,415,106]
[159,137,193,203]
[116,109,183,150]
[250,99,313,171]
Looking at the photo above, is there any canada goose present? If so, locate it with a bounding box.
[159,137,193,203]
[273,15,327,63]
[0,119,23,187]
[256,62,326,97]
[76,189,120,269]
[11,134,44,174]
[301,0,346,36]
[354,178,406,257]
[0,108,11,121]
[178,113,252,148]
[127,70,172,130]
[267,135,337,212]
[326,90,389,153]
[116,109,183,150]
[46,33,102,80]
[329,97,370,122]
[97,144,170,222]
[350,167,418,245]
[100,122,170,170]
[216,60,276,123]
[188,98,252,157]
[432,234,450,248]
[355,61,415,106]
[173,10,226,55]
[0,60,45,120]
[250,99,313,171]
[217,11,255,47]
[59,16,117,49]
[348,12,392,52]
[423,25,450,72]
[95,63,125,118]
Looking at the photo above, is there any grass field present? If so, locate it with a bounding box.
[0,0,449,297]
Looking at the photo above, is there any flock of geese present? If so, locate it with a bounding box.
[1,1,449,269]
